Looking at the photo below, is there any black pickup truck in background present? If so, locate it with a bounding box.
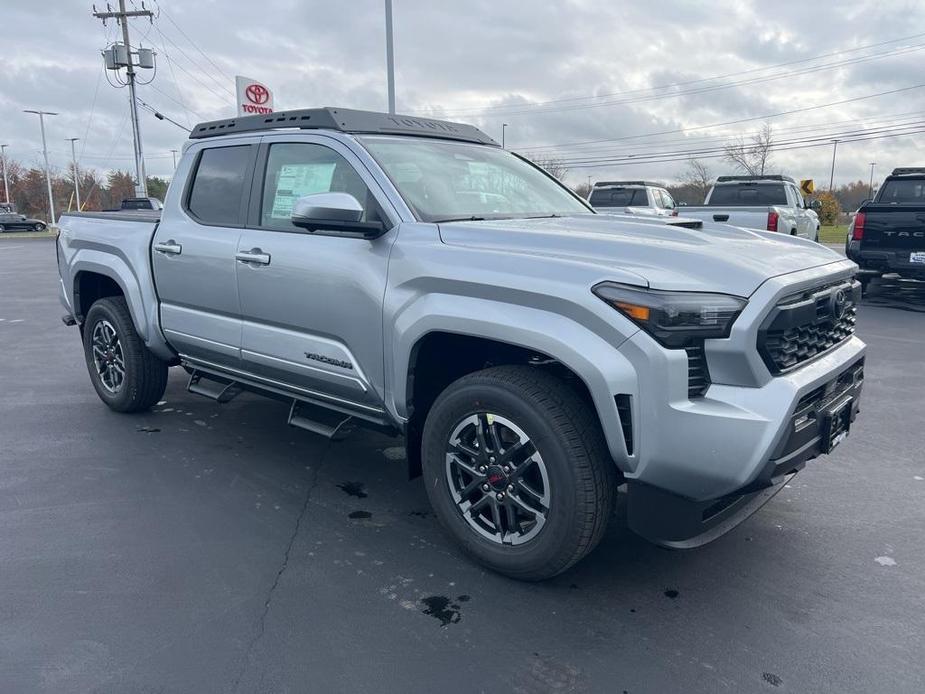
[847,167,925,291]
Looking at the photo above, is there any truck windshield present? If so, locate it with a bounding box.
[877,178,925,204]
[361,136,591,222]
[707,184,787,206]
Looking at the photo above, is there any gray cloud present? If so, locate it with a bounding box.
[1,0,923,189]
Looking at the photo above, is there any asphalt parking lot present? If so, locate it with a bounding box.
[1,237,923,694]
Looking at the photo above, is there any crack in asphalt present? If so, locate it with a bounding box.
[232,440,335,691]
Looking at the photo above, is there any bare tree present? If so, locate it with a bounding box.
[525,154,569,181]
[572,181,592,199]
[723,122,774,176]
[680,159,714,202]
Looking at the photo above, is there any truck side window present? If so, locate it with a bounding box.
[187,145,252,226]
[259,143,380,231]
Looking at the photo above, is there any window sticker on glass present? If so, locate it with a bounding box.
[270,163,336,219]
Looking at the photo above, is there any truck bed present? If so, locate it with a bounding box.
[56,210,166,357]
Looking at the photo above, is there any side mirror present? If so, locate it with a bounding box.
[290,192,385,238]
[809,199,822,211]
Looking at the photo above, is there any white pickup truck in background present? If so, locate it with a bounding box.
[588,180,679,218]
[680,175,821,241]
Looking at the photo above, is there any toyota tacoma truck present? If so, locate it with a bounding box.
[682,175,821,241]
[55,108,866,580]
[846,167,925,291]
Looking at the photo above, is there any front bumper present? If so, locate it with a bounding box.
[626,353,864,548]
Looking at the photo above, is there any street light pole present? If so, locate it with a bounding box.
[828,140,838,191]
[384,0,395,114]
[170,149,178,171]
[66,138,82,211]
[0,144,10,205]
[502,123,508,149]
[23,109,58,224]
[868,162,876,199]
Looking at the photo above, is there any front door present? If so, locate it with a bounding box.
[234,137,398,411]
[151,142,256,369]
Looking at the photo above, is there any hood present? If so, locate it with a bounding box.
[438,215,844,296]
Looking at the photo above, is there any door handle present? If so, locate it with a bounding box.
[153,240,182,255]
[235,249,271,266]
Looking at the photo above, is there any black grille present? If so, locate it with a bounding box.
[686,344,710,398]
[758,281,860,374]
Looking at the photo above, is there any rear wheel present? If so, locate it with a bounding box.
[82,296,168,412]
[421,365,617,581]
[33,223,45,232]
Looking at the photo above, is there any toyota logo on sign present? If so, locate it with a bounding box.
[245,83,269,105]
[236,76,274,115]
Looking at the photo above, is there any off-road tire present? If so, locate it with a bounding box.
[82,296,168,413]
[421,365,618,581]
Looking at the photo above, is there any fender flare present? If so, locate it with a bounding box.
[387,294,639,468]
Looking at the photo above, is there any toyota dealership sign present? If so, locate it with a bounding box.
[235,76,274,116]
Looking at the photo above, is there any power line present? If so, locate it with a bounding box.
[550,121,925,166]
[520,82,925,152]
[537,110,925,159]
[155,1,234,82]
[446,43,925,120]
[429,32,925,118]
[558,124,925,170]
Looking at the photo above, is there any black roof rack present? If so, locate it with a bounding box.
[593,180,661,188]
[716,174,796,184]
[189,107,498,145]
[890,167,925,176]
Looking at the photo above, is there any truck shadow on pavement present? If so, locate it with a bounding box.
[862,275,925,313]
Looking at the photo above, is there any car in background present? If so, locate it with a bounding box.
[846,167,925,291]
[588,181,678,218]
[0,211,47,232]
[681,175,821,241]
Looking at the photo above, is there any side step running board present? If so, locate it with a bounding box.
[187,370,243,403]
[288,400,356,440]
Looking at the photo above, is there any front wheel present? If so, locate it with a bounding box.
[82,296,168,412]
[421,365,618,581]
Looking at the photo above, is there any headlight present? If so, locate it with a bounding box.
[592,282,747,348]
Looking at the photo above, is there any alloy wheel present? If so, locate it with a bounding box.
[91,319,125,394]
[445,413,550,545]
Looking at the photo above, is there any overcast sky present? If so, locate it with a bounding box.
[2,0,924,189]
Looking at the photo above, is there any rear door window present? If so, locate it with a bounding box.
[186,145,253,226]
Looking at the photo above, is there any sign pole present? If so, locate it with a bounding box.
[385,0,395,114]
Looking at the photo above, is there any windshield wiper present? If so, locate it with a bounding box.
[433,215,487,223]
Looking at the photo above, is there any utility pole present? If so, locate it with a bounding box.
[828,140,838,191]
[868,162,876,199]
[66,138,82,211]
[502,123,508,149]
[170,149,178,171]
[23,110,57,224]
[93,0,154,197]
[0,144,10,205]
[384,0,395,114]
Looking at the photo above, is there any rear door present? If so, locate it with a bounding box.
[234,135,398,411]
[151,141,257,369]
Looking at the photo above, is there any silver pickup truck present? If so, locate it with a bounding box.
[682,175,821,241]
[56,108,866,580]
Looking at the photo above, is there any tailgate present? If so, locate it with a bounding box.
[860,206,925,251]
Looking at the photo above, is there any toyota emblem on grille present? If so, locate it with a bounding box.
[831,289,849,319]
